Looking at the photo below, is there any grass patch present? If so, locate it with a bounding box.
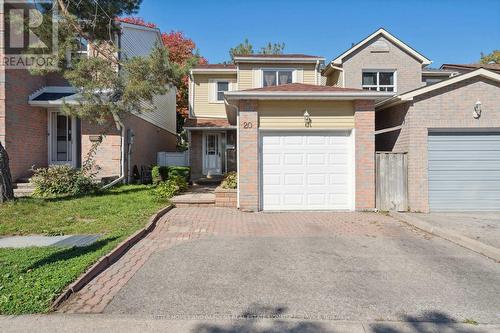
[0,185,166,314]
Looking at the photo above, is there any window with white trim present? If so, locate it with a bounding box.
[362,70,396,92]
[216,81,229,101]
[262,69,294,87]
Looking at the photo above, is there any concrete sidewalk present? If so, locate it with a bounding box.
[0,314,496,333]
[390,212,500,262]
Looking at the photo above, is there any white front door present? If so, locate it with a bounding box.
[203,132,222,176]
[261,131,355,211]
[48,110,77,167]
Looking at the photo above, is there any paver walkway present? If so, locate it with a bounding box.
[0,235,101,248]
[58,209,402,313]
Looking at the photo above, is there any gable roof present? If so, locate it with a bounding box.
[440,63,500,73]
[376,68,500,109]
[330,28,432,66]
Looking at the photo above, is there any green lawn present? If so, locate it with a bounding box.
[0,185,166,314]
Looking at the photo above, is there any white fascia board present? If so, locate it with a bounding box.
[234,57,325,63]
[191,69,237,74]
[331,28,432,66]
[225,91,394,101]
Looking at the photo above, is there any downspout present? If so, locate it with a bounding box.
[315,60,320,85]
[224,99,240,208]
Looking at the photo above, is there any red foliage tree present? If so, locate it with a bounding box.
[118,17,157,29]
[162,31,207,124]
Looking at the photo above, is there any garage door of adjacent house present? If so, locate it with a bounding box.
[261,131,354,211]
[428,132,500,211]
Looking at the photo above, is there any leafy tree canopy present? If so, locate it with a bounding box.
[480,50,500,64]
[229,38,285,62]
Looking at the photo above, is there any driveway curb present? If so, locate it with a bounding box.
[390,212,500,262]
[52,204,174,309]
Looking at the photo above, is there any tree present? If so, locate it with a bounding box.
[229,38,285,62]
[260,42,285,55]
[118,16,157,29]
[480,50,500,64]
[229,38,254,61]
[161,31,207,132]
[0,141,14,203]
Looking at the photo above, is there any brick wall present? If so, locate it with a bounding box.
[214,187,237,208]
[81,114,177,180]
[354,100,376,210]
[123,113,177,174]
[376,76,500,212]
[342,35,423,94]
[238,100,259,211]
[4,69,48,181]
[189,131,203,179]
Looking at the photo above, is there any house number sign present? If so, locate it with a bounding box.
[243,122,253,129]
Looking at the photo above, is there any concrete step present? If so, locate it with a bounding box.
[13,182,36,189]
[14,188,35,198]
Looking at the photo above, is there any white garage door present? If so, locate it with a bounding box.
[261,131,354,211]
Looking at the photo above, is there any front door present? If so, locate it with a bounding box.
[203,132,222,175]
[49,110,77,167]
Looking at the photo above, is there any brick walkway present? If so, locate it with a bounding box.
[58,208,407,313]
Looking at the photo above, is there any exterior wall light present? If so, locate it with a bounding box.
[304,110,311,127]
[473,101,482,119]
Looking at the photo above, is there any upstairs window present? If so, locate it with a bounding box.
[75,36,89,58]
[216,81,229,101]
[362,71,395,92]
[263,69,293,87]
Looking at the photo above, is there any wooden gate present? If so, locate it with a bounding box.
[376,152,408,211]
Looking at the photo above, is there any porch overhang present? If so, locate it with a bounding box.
[28,86,79,107]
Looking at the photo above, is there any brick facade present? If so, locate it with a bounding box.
[238,100,259,211]
[214,187,237,208]
[354,100,376,210]
[376,76,500,212]
[81,114,177,180]
[342,35,423,94]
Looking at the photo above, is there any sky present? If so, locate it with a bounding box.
[138,0,500,67]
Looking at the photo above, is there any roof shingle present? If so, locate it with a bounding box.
[243,83,363,92]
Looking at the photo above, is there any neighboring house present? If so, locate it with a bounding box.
[188,28,500,213]
[440,62,500,74]
[0,21,177,183]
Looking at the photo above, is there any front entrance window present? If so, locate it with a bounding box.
[50,111,76,166]
[203,132,222,175]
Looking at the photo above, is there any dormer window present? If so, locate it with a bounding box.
[362,70,396,92]
[263,69,293,87]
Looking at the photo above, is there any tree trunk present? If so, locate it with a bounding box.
[0,141,14,203]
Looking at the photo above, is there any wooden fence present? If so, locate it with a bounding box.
[376,152,408,211]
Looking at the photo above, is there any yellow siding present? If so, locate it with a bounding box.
[325,71,343,87]
[192,73,236,118]
[258,101,354,129]
[238,63,318,90]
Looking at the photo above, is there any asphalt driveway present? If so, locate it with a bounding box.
[96,208,500,326]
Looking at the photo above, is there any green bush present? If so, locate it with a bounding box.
[152,175,188,201]
[168,166,190,182]
[31,165,98,197]
[221,171,237,189]
[151,165,169,185]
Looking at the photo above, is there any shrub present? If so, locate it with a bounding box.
[151,165,169,185]
[32,165,98,197]
[152,175,188,201]
[221,171,237,189]
[168,166,190,182]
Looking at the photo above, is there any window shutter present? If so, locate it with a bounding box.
[252,68,262,88]
[295,68,304,83]
[208,79,216,103]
